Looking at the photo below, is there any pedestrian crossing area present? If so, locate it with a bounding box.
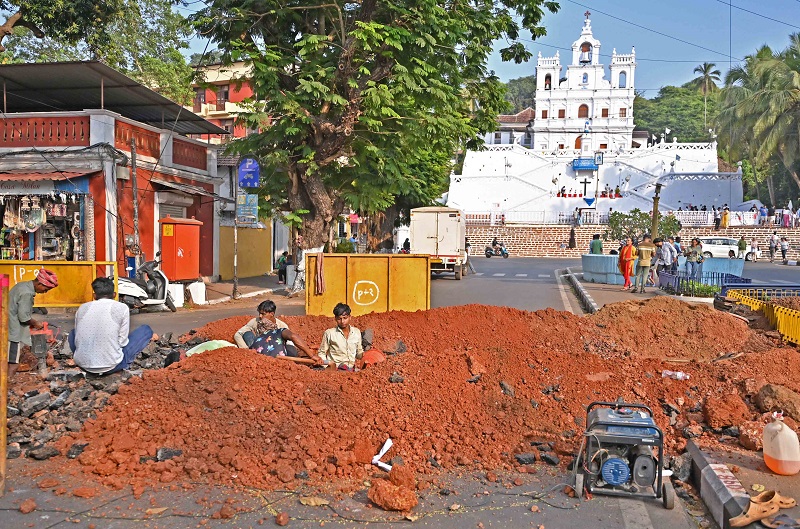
[473,272,552,279]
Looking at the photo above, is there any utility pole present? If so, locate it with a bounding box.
[130,138,140,266]
[651,183,662,240]
[232,168,240,300]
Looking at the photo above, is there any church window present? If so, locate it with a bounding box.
[544,74,551,90]
[579,42,592,63]
[601,108,609,118]
[541,110,548,119]
[582,73,588,84]
[619,71,627,88]
[558,144,565,150]
[619,108,627,118]
[558,109,565,118]
[578,104,589,118]
[494,132,502,143]
[600,143,608,150]
[574,136,582,149]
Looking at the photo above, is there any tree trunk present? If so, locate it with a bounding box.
[752,164,762,202]
[766,171,776,206]
[789,169,800,194]
[286,165,345,249]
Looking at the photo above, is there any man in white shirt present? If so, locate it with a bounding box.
[69,277,154,375]
[318,303,363,370]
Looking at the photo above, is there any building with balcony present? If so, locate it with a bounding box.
[449,14,742,219]
[0,61,229,280]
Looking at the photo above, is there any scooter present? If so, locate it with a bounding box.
[485,243,509,258]
[118,253,177,312]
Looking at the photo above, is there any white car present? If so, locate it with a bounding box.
[697,237,761,261]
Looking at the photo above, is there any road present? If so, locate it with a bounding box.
[37,256,800,529]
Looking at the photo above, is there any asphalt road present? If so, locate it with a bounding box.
[34,256,800,529]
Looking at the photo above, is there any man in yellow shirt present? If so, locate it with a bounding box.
[634,235,657,294]
[318,303,363,370]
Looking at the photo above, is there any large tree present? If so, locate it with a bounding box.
[689,62,721,129]
[1,0,193,103]
[194,0,559,248]
[504,74,537,113]
[0,1,124,52]
[634,86,715,143]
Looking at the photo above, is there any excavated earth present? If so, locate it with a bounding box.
[37,297,799,497]
[772,296,800,311]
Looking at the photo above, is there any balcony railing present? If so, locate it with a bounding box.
[114,121,161,159]
[173,139,208,171]
[0,116,90,148]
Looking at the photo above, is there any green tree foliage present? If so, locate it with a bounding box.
[0,1,124,52]
[1,0,193,103]
[193,0,560,248]
[504,74,536,113]
[718,35,800,203]
[604,209,681,243]
[634,86,715,143]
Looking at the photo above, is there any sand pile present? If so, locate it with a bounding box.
[52,299,800,494]
[772,297,800,311]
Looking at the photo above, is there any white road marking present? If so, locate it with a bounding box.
[554,269,579,314]
[474,273,484,276]
[492,273,506,277]
[773,279,792,284]
[619,497,654,529]
[515,273,528,277]
[538,274,551,278]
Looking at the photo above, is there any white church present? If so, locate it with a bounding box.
[446,13,745,224]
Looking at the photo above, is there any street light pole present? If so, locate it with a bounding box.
[651,183,662,239]
[232,171,240,300]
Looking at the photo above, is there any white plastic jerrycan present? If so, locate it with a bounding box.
[763,411,800,476]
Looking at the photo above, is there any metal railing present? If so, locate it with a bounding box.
[658,271,751,297]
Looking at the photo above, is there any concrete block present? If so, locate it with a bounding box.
[186,281,206,305]
[167,284,184,306]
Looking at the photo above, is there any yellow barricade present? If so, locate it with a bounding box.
[726,289,800,345]
[0,261,118,307]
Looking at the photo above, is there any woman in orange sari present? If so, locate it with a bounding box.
[618,237,637,290]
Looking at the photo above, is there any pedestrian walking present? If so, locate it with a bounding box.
[750,238,759,262]
[289,235,306,297]
[780,237,789,262]
[737,236,747,259]
[769,231,779,262]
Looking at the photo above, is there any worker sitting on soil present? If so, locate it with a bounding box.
[318,303,364,370]
[70,277,154,375]
[234,299,323,364]
[8,268,58,379]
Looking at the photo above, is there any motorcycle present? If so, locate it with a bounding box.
[485,243,509,258]
[118,253,177,312]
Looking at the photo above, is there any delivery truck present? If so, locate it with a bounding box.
[409,206,468,280]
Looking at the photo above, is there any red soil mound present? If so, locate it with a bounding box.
[54,301,800,493]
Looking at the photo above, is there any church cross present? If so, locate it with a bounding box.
[580,177,592,196]
[584,10,591,19]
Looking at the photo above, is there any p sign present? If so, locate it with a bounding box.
[352,280,380,306]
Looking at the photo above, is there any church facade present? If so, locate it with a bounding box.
[447,14,743,222]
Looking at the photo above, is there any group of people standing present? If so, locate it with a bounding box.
[756,204,800,228]
[616,235,705,292]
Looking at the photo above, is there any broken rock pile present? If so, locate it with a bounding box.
[11,298,795,499]
[6,333,189,461]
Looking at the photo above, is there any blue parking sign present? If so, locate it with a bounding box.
[238,157,260,188]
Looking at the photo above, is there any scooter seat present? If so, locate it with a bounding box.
[127,277,149,290]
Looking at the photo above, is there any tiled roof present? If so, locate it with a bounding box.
[497,107,535,124]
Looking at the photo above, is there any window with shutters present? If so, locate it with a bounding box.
[541,110,548,119]
[159,204,187,219]
[601,108,609,118]
[619,108,627,118]
[578,105,589,118]
[558,109,565,118]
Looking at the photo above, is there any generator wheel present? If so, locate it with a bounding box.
[574,473,584,500]
[662,480,675,510]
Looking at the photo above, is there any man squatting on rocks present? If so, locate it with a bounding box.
[234,299,323,365]
[70,277,155,375]
[8,268,59,379]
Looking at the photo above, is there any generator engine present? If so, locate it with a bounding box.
[575,400,674,509]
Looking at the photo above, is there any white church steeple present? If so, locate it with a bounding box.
[572,11,601,66]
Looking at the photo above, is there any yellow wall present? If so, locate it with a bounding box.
[219,226,272,280]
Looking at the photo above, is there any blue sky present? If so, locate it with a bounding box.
[488,0,800,97]
[181,0,800,99]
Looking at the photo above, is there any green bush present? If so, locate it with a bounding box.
[334,240,356,253]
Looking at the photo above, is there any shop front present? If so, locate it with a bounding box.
[0,172,99,262]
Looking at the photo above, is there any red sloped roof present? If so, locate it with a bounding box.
[497,107,535,123]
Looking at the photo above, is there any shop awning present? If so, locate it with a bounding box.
[0,171,92,180]
[0,171,98,194]
[151,177,234,203]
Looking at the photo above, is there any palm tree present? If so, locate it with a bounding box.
[692,62,721,128]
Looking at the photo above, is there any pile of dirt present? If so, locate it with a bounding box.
[46,300,799,496]
[772,297,800,311]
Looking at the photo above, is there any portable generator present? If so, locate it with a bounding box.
[574,400,675,509]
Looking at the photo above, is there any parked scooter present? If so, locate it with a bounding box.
[118,253,177,312]
[485,242,509,258]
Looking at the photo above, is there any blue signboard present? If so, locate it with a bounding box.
[236,193,259,223]
[237,157,261,188]
[572,158,599,171]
